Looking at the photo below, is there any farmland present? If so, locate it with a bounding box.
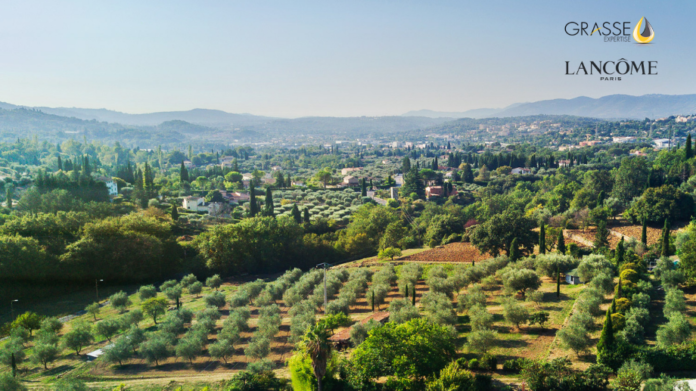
[4,252,657,390]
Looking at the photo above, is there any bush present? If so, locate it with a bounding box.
[388,298,420,324]
[480,354,497,371]
[657,313,691,347]
[468,358,479,369]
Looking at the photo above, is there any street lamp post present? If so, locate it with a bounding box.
[96,279,103,302]
[10,299,18,320]
[316,263,332,314]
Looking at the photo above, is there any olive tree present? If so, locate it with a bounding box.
[206,274,223,290]
[109,291,132,313]
[139,285,157,300]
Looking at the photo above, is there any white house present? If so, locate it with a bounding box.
[653,139,671,149]
[183,196,207,212]
[511,167,532,175]
[343,175,359,186]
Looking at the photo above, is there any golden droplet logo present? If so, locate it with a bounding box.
[633,17,654,44]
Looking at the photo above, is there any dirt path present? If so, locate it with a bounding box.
[563,230,594,248]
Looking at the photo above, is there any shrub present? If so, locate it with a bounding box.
[480,354,498,371]
[664,288,686,317]
[350,319,381,346]
[388,298,420,324]
[657,313,691,347]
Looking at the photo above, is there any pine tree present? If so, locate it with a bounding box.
[291,204,302,224]
[539,223,546,254]
[641,218,647,245]
[264,189,274,217]
[597,307,615,358]
[615,237,625,266]
[662,219,671,257]
[249,182,258,217]
[557,230,566,254]
[687,133,693,159]
[596,190,605,209]
[171,206,179,221]
[509,238,519,261]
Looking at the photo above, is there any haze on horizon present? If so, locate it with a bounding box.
[1,0,694,118]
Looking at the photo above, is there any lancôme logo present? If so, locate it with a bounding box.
[633,17,655,44]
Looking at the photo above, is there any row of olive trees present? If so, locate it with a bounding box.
[287,269,329,342]
[558,254,615,355]
[368,265,397,310]
[254,268,303,307]
[326,269,373,315]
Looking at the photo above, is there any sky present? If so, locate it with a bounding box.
[0,0,694,117]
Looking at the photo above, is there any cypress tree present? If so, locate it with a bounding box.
[57,155,63,171]
[5,186,12,208]
[557,230,566,254]
[556,264,561,299]
[596,190,605,209]
[539,223,546,254]
[597,307,615,358]
[595,219,609,248]
[687,133,693,159]
[361,178,367,197]
[171,205,179,221]
[249,182,258,217]
[509,238,519,261]
[617,276,623,299]
[264,188,274,217]
[180,161,189,182]
[371,291,375,312]
[291,204,302,224]
[404,284,408,298]
[402,156,411,173]
[662,219,671,257]
[303,207,310,224]
[432,157,438,170]
[11,352,16,378]
[615,237,625,266]
[641,218,647,245]
[412,285,416,306]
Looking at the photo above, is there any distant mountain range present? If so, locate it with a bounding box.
[0,102,274,127]
[402,94,696,120]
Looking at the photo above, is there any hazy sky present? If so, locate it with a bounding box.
[1,0,694,117]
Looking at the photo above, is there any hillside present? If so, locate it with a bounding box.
[404,93,696,120]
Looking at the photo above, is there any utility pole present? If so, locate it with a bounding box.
[316,263,332,314]
[96,279,103,302]
[10,299,18,320]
